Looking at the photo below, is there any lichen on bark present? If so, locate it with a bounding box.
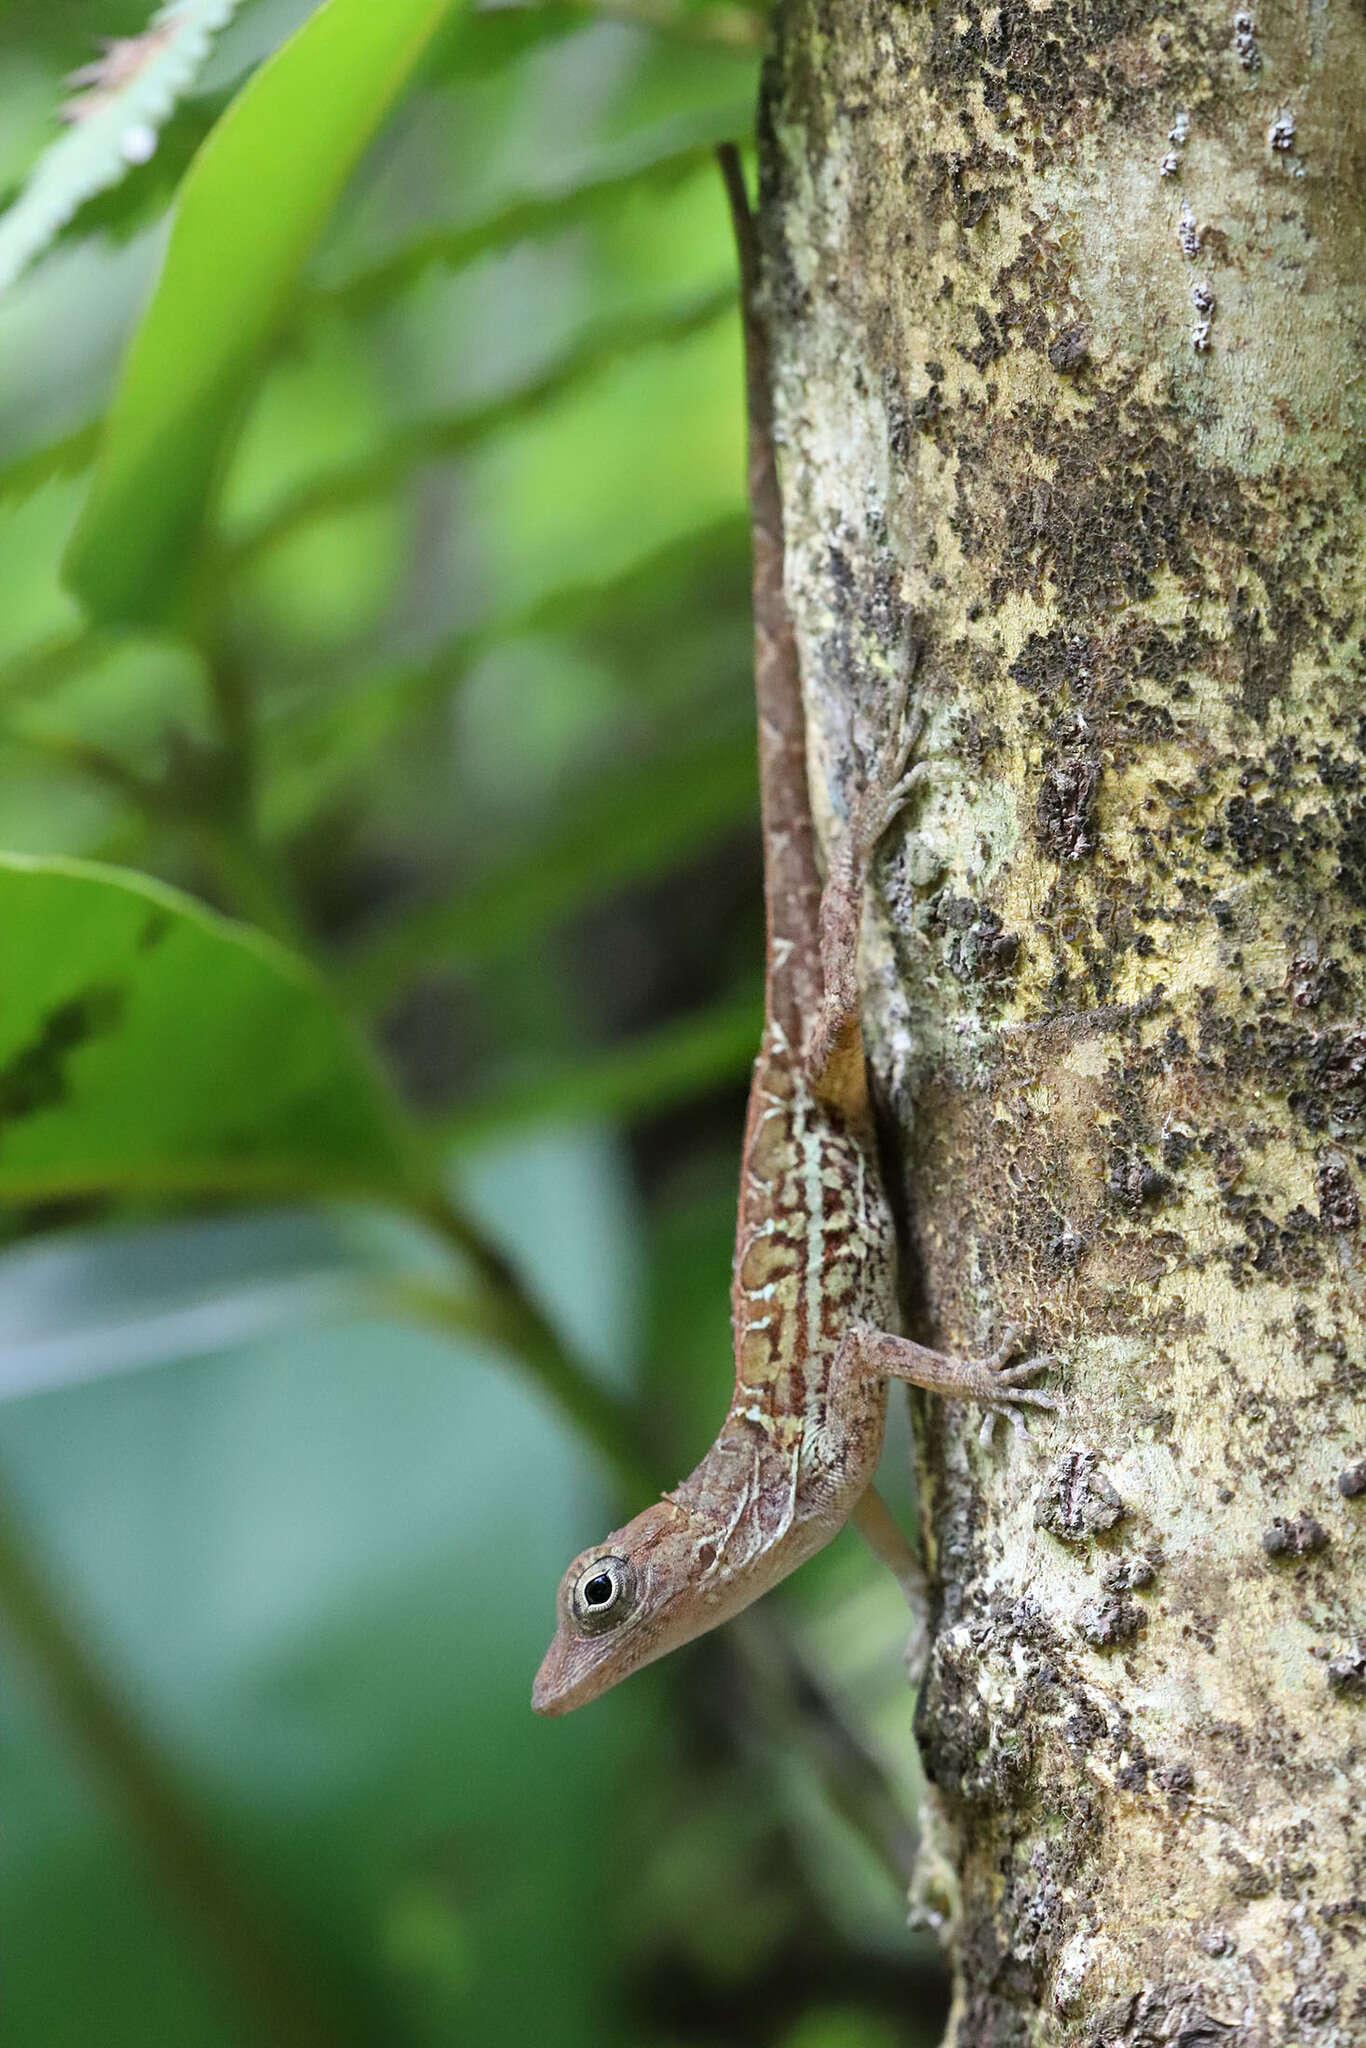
[762,0,1366,2035]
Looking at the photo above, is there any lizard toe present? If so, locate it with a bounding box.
[985,1323,1024,1372]
[996,1352,1057,1387]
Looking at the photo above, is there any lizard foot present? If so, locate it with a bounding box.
[972,1326,1061,1446]
[849,660,947,854]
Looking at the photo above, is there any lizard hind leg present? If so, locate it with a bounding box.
[852,1486,931,1684]
[852,1485,928,1611]
[804,672,941,1119]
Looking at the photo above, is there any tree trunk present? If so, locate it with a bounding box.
[761,0,1366,2036]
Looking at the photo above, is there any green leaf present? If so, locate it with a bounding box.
[3,635,213,788]
[63,0,462,628]
[0,0,243,298]
[338,722,757,1007]
[227,283,736,567]
[0,1168,645,2044]
[252,514,751,836]
[434,980,763,1150]
[310,108,751,320]
[0,1209,373,1399]
[0,421,100,508]
[0,854,409,1203]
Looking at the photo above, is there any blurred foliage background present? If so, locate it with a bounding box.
[0,4,948,2043]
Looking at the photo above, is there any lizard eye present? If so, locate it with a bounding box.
[571,1555,635,1632]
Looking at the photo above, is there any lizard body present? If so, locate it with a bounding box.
[532,151,1053,1717]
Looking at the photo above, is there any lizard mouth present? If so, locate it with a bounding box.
[531,1636,596,1716]
[532,1614,652,1715]
[530,1658,572,1716]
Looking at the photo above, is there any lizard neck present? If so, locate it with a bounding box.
[737,222,824,1051]
[664,1418,827,1606]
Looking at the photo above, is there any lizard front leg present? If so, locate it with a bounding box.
[843,1323,1060,1439]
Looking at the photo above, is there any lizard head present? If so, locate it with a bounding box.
[532,1499,714,1715]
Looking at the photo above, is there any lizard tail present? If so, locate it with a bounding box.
[716,142,824,1043]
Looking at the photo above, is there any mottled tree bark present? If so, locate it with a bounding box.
[762,0,1366,2037]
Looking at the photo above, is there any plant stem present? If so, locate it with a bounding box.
[408,1191,659,1498]
[0,1479,355,2048]
[196,822,313,952]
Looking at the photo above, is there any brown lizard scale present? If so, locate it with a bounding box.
[678,1031,899,1571]
[531,151,1056,1717]
[731,1038,894,1449]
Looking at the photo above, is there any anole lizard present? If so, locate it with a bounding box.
[532,148,1055,1717]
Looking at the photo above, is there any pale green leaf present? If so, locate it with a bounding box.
[310,107,751,318]
[0,0,242,298]
[63,0,462,626]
